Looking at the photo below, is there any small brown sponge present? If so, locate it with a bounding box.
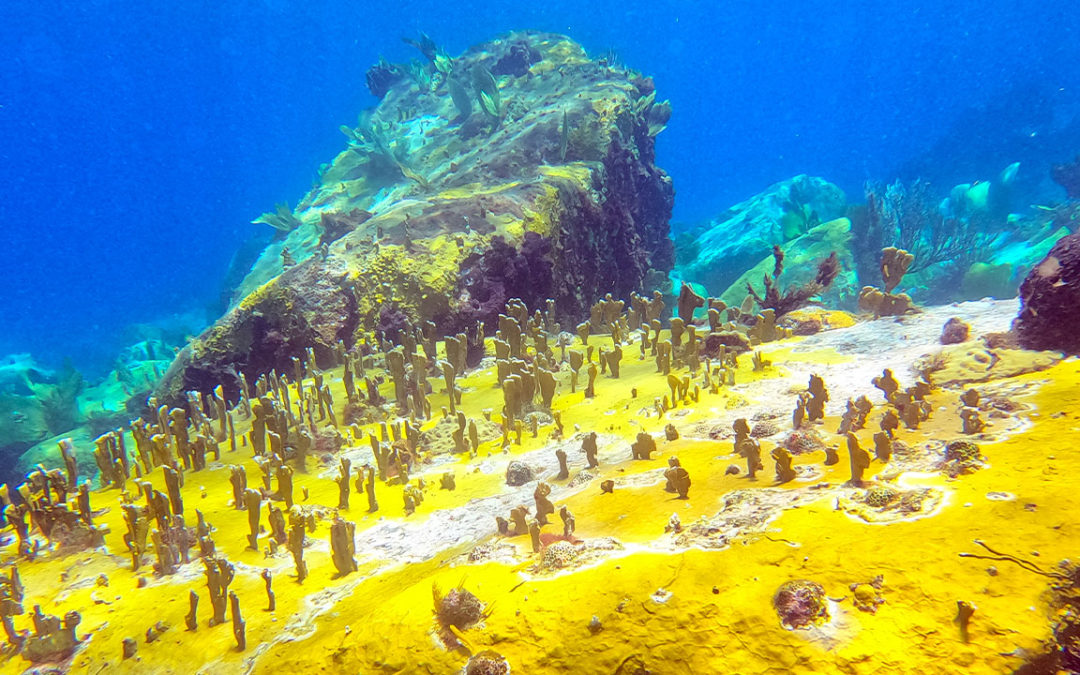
[773,579,829,629]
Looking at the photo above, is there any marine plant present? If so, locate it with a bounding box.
[633,91,672,137]
[447,76,473,121]
[340,116,430,189]
[252,203,302,235]
[744,245,840,317]
[778,182,821,240]
[473,67,502,121]
[853,180,993,282]
[403,32,453,76]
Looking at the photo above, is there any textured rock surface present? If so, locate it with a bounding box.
[1015,232,1080,353]
[155,32,673,405]
[677,175,846,296]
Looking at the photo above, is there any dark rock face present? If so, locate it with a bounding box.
[154,31,674,407]
[1015,233,1080,353]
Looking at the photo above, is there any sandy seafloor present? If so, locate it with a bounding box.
[3,298,1078,674]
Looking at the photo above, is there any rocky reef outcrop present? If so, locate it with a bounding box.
[1015,232,1080,353]
[154,31,673,406]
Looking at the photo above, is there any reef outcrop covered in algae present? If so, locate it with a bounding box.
[154,31,673,407]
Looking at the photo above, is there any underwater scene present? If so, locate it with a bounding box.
[4,1,1080,673]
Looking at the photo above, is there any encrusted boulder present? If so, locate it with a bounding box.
[154,31,673,406]
[940,317,971,345]
[0,355,83,457]
[1015,233,1080,353]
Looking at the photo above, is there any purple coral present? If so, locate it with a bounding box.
[773,579,829,629]
[491,41,541,77]
[376,305,411,344]
[313,427,344,455]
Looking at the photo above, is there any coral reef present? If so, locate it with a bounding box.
[5,28,1080,675]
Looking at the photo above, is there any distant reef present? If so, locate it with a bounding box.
[674,167,1075,313]
[155,31,674,407]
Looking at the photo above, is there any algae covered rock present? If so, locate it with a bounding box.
[155,31,673,405]
[677,175,847,296]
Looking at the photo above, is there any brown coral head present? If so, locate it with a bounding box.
[465,650,511,675]
[773,579,829,629]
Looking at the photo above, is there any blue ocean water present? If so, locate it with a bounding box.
[2,0,1079,376]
